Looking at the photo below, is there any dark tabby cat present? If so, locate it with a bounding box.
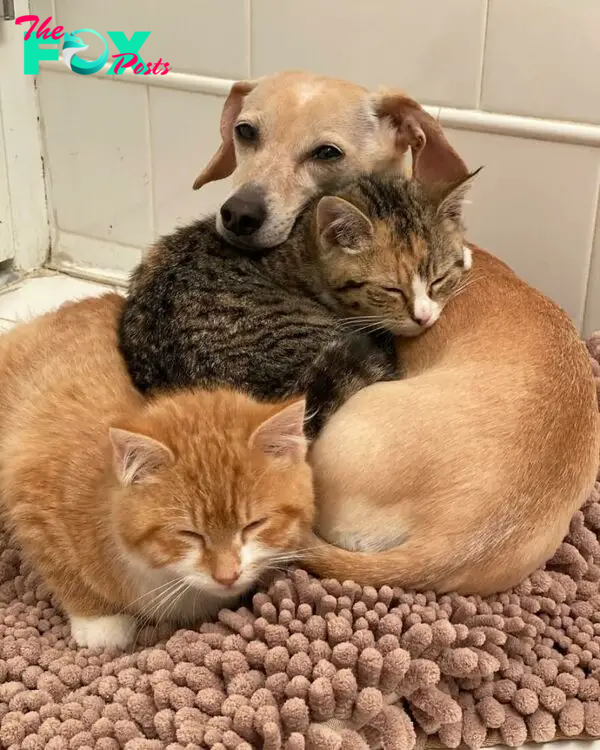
[119,172,475,434]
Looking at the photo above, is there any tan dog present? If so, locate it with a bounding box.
[195,71,600,594]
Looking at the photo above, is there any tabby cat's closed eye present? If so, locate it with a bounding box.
[383,287,408,302]
[430,276,448,293]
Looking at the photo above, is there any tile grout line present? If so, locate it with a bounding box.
[144,86,157,240]
[245,0,252,78]
[0,77,16,260]
[581,161,600,334]
[476,0,491,110]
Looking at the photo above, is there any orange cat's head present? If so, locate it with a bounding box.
[108,390,313,600]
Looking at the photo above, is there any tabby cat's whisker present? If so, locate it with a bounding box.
[346,322,389,335]
[449,275,483,300]
[339,315,388,323]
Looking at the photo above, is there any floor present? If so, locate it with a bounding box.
[0,273,598,750]
[0,272,118,329]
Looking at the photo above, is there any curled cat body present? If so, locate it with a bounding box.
[0,294,313,649]
[119,172,474,434]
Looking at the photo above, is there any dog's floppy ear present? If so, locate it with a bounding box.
[193,80,257,190]
[375,91,468,186]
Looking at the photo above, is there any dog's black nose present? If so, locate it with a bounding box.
[220,186,267,237]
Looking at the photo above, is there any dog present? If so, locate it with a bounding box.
[193,70,463,250]
[194,70,600,594]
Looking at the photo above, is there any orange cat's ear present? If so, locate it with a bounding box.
[316,196,374,255]
[249,399,307,463]
[109,428,174,486]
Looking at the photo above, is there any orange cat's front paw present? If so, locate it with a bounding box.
[69,614,135,649]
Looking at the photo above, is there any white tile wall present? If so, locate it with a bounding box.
[53,0,248,79]
[38,72,152,248]
[251,0,487,108]
[444,128,600,329]
[34,0,600,335]
[482,0,600,124]
[149,88,231,236]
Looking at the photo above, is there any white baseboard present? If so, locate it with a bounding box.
[49,231,141,287]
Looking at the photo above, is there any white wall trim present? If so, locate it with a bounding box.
[438,107,600,148]
[40,60,234,95]
[50,230,142,287]
[48,259,129,288]
[39,60,600,148]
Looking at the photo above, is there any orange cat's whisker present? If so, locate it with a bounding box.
[119,578,181,615]
[137,577,186,624]
[161,581,191,624]
[267,546,321,564]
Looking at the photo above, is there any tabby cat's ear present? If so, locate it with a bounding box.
[249,399,307,463]
[109,428,174,486]
[434,167,482,224]
[316,196,374,255]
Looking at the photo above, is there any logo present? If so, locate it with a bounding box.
[62,30,108,75]
[16,15,171,76]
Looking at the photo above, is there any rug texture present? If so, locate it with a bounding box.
[2,337,600,750]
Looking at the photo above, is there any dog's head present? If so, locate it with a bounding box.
[193,71,467,249]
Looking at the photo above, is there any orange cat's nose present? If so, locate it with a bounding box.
[212,570,241,587]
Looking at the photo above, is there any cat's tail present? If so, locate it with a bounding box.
[302,532,458,592]
[302,332,399,438]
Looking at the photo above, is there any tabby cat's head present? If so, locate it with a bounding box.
[315,172,478,336]
[109,392,313,601]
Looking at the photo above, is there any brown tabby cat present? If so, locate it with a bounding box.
[0,294,313,649]
[119,171,476,437]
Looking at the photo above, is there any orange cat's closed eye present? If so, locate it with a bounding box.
[242,518,267,538]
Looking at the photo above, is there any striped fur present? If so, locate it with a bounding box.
[119,173,471,434]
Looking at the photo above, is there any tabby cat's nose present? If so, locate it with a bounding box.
[220,185,267,237]
[415,312,433,326]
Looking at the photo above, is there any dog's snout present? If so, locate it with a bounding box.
[220,186,267,237]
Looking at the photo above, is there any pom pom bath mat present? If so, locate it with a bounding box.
[2,336,600,750]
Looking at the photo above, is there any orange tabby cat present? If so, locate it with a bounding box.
[0,294,313,649]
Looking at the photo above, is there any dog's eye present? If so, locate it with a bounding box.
[312,144,344,161]
[235,122,258,142]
